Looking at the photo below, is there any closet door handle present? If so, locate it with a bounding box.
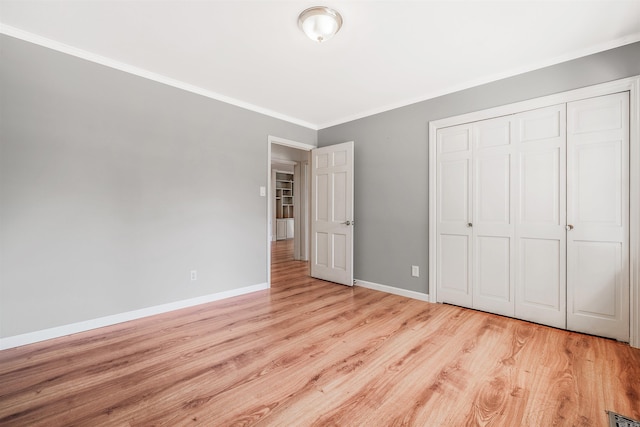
[566,224,574,231]
[467,223,473,228]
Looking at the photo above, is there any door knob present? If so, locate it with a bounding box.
[467,223,473,227]
[342,220,351,226]
[566,224,574,231]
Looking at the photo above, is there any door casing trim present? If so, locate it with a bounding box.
[267,136,315,288]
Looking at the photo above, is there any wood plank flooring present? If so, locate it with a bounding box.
[1,239,639,426]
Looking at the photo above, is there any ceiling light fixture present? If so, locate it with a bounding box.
[298,6,343,43]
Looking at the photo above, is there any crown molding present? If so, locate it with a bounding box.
[0,24,319,131]
[317,32,640,129]
[2,24,638,134]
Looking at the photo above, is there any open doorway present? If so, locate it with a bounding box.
[267,136,314,286]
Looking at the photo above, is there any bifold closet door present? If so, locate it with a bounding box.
[471,116,515,317]
[514,105,567,329]
[436,124,473,308]
[435,94,630,342]
[567,92,630,341]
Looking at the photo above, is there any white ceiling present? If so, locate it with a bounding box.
[1,1,639,130]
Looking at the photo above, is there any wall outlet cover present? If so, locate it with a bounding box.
[411,265,419,277]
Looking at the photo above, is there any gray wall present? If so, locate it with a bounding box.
[0,35,316,337]
[318,41,640,295]
[2,33,639,339]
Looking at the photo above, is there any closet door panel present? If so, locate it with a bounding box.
[472,117,515,316]
[514,105,567,329]
[440,159,470,223]
[574,141,622,225]
[519,148,561,226]
[475,236,512,315]
[518,109,561,143]
[519,237,563,311]
[439,234,471,298]
[436,125,473,307]
[567,92,629,341]
[572,242,621,318]
[476,154,510,224]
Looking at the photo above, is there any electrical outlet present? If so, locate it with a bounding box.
[190,270,197,281]
[411,265,419,277]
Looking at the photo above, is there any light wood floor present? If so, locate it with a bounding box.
[1,239,639,426]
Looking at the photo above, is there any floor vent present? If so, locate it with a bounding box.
[608,411,640,427]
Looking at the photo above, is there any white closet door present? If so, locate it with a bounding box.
[472,116,515,317]
[567,93,629,341]
[436,124,473,308]
[514,105,567,329]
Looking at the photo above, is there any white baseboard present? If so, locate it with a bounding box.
[354,279,430,302]
[0,282,268,350]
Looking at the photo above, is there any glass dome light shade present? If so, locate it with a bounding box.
[298,7,343,43]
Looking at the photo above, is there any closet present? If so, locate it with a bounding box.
[435,92,629,341]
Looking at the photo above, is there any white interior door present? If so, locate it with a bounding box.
[436,125,473,307]
[567,92,629,341]
[472,116,515,317]
[310,141,354,286]
[514,104,567,329]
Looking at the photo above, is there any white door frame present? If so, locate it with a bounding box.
[267,135,315,287]
[428,75,640,348]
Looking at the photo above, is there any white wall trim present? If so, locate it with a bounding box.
[0,282,268,350]
[4,24,638,133]
[268,135,316,151]
[272,160,297,167]
[428,75,640,348]
[0,25,318,131]
[266,136,315,288]
[629,77,640,348]
[355,279,430,302]
[269,135,314,251]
